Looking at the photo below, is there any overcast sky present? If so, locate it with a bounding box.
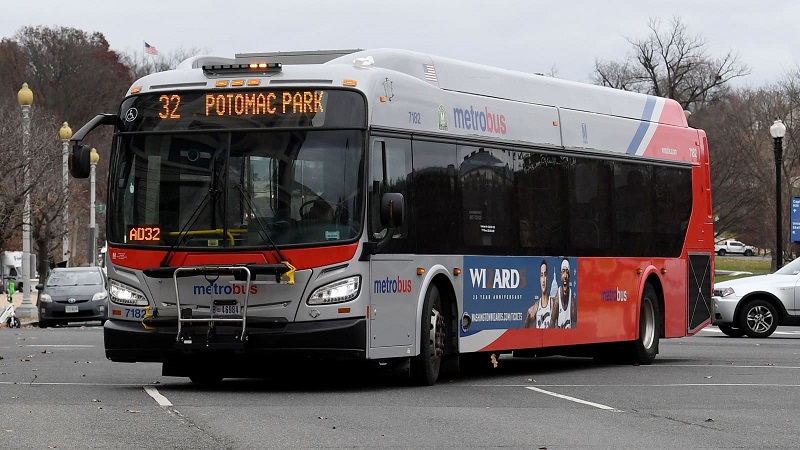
[1,0,798,88]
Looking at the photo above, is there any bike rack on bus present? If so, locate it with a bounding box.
[173,265,253,344]
[142,262,296,346]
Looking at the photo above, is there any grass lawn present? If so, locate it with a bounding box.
[714,256,771,283]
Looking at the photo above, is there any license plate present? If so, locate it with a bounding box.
[212,303,240,316]
[65,305,79,313]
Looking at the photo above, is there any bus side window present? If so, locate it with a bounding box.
[370,138,412,252]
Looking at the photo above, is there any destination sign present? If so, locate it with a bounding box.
[120,89,366,131]
[157,91,325,120]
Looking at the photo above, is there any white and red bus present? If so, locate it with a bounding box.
[69,48,713,385]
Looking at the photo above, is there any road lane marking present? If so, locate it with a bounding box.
[144,386,173,406]
[525,386,623,412]
[25,345,95,347]
[700,327,800,336]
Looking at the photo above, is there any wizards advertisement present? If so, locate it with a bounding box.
[462,256,578,336]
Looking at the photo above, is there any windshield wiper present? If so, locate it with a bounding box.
[159,188,216,267]
[236,184,288,264]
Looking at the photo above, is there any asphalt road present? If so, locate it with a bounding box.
[1,324,799,449]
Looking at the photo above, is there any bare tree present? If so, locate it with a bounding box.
[0,26,131,269]
[593,16,750,112]
[120,46,208,80]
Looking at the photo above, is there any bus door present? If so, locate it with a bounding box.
[368,138,416,351]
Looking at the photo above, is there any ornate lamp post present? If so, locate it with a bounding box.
[770,118,787,269]
[59,122,72,267]
[89,148,99,266]
[17,83,35,318]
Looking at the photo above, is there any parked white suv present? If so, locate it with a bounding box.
[713,258,800,338]
[714,240,755,256]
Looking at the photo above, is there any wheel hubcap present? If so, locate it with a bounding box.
[642,301,655,349]
[746,306,774,333]
[430,307,445,357]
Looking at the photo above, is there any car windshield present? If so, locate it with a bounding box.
[47,271,103,287]
[775,257,800,275]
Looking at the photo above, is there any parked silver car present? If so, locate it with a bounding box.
[713,258,800,338]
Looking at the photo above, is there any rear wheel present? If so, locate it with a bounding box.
[738,299,778,338]
[744,249,754,257]
[631,284,659,364]
[410,283,446,386]
[718,324,745,337]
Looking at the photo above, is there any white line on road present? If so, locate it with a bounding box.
[25,345,95,347]
[144,386,173,406]
[525,386,623,412]
[700,327,800,336]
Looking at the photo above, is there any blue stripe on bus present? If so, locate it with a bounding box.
[626,96,657,154]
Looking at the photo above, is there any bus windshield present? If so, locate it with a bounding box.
[108,129,365,248]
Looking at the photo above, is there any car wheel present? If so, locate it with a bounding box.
[738,299,778,338]
[717,249,726,256]
[744,249,754,257]
[718,324,745,337]
[38,320,50,329]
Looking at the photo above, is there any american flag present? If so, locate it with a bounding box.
[144,42,159,55]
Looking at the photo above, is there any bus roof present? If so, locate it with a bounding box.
[132,48,701,163]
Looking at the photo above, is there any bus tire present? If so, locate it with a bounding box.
[410,283,445,386]
[631,284,659,365]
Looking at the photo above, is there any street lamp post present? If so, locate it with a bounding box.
[17,83,35,318]
[88,148,99,266]
[770,118,787,269]
[59,122,72,267]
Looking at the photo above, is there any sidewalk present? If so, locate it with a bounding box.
[4,290,39,326]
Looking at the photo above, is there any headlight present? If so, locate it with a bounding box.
[93,290,108,301]
[307,276,361,305]
[39,293,52,303]
[715,287,735,297]
[109,280,148,306]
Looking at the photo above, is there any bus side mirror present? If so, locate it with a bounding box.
[380,193,404,228]
[69,144,91,178]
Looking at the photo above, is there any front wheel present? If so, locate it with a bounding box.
[410,283,446,386]
[718,324,745,337]
[631,284,659,364]
[738,299,778,338]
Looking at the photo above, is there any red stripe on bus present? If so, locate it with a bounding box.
[107,243,359,271]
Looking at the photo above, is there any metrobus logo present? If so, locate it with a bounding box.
[468,268,526,289]
[452,105,507,134]
[373,276,412,294]
[192,284,258,296]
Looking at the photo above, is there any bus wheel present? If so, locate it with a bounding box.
[631,284,659,365]
[410,283,446,386]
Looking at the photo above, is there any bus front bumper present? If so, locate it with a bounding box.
[103,317,367,363]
